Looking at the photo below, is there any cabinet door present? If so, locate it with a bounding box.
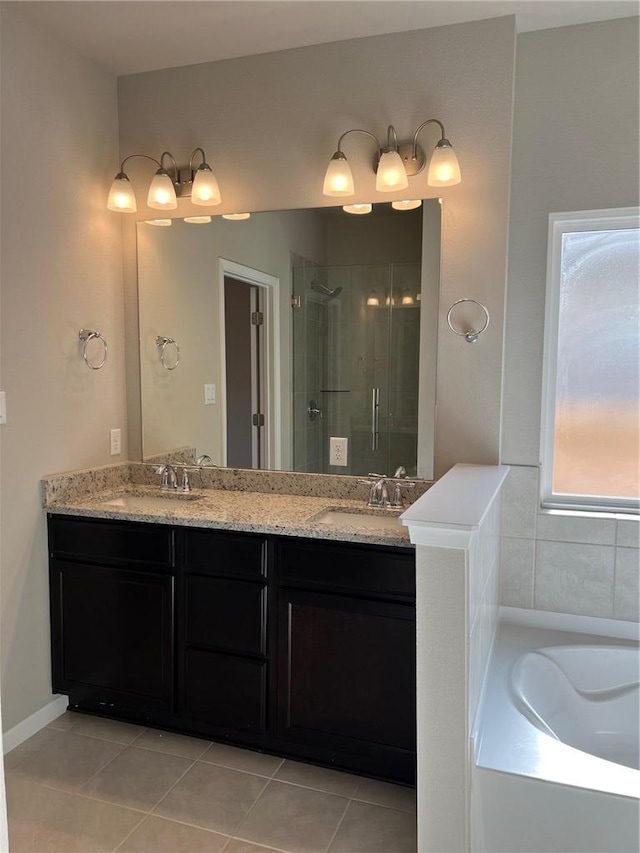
[50,560,174,709]
[277,588,416,757]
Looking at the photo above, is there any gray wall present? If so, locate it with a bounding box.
[500,18,640,621]
[0,6,125,730]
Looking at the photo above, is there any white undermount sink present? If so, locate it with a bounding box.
[100,493,202,511]
[311,508,404,530]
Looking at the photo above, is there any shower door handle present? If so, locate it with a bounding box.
[371,388,380,451]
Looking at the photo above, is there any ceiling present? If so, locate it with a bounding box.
[14,0,638,76]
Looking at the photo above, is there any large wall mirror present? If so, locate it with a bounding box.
[136,199,441,479]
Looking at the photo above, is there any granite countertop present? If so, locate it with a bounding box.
[45,483,413,548]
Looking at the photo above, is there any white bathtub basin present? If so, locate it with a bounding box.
[511,645,640,770]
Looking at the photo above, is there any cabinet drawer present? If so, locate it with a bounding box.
[183,648,266,731]
[185,575,266,656]
[277,539,414,598]
[183,529,265,579]
[49,515,173,569]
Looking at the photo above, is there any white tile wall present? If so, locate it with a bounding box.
[500,465,639,621]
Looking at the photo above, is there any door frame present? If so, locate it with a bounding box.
[218,258,281,470]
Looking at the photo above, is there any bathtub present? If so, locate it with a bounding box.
[472,608,640,853]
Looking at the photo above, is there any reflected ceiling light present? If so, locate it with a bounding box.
[184,216,212,224]
[322,120,461,198]
[144,219,172,226]
[392,199,422,212]
[343,203,372,215]
[366,290,380,306]
[401,289,415,306]
[107,148,222,213]
[222,213,251,220]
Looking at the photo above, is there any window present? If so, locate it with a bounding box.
[541,208,640,513]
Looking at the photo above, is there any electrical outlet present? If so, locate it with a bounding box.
[329,436,348,467]
[204,384,216,405]
[0,392,6,425]
[110,428,121,456]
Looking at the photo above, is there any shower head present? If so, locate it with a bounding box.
[310,281,343,301]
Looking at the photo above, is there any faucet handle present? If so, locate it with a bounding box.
[391,480,416,508]
[180,467,191,493]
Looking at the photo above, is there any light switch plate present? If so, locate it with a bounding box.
[0,392,6,425]
[110,428,121,456]
[204,384,216,405]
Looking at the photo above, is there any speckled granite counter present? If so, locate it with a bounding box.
[42,463,423,548]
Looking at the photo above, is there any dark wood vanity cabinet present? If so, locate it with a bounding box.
[48,515,416,783]
[49,517,175,715]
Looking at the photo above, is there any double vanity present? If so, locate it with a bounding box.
[44,464,425,785]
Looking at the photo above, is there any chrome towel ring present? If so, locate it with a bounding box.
[79,329,108,369]
[446,299,490,343]
[156,336,180,370]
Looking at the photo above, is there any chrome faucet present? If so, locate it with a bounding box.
[156,464,178,491]
[359,472,416,508]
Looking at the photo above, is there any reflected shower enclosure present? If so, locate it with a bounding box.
[293,263,421,476]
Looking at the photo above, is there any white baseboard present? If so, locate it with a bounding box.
[2,695,68,755]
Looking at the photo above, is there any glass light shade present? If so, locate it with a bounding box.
[375,150,409,192]
[366,290,380,307]
[184,216,211,224]
[192,166,221,206]
[391,199,422,212]
[222,213,251,220]
[343,203,372,215]
[323,154,354,197]
[145,219,172,226]
[427,143,461,186]
[401,290,415,306]
[147,171,177,210]
[107,175,136,212]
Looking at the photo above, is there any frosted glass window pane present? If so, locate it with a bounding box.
[553,228,639,500]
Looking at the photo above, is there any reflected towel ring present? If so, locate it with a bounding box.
[446,299,490,343]
[79,329,108,369]
[156,336,180,370]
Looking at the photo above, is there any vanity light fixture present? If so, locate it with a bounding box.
[222,213,251,220]
[366,290,380,306]
[144,219,172,226]
[107,147,222,213]
[322,120,461,198]
[401,289,415,307]
[184,216,212,224]
[392,199,422,212]
[343,203,372,215]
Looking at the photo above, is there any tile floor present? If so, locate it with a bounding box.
[4,712,417,853]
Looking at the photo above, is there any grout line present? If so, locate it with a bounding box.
[229,776,273,838]
[147,753,200,815]
[322,796,351,853]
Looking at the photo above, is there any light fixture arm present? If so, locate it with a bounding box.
[336,128,381,155]
[159,151,178,182]
[189,147,207,172]
[411,119,447,161]
[385,125,399,152]
[117,153,161,176]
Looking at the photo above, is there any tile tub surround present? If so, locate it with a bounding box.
[5,715,417,853]
[41,465,422,548]
[500,465,639,621]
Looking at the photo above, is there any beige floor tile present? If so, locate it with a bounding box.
[274,760,361,797]
[7,775,143,853]
[10,729,124,792]
[352,776,417,813]
[236,780,349,853]
[200,742,283,777]
[82,746,194,811]
[4,728,56,772]
[135,727,211,759]
[46,710,76,731]
[117,815,228,852]
[224,840,288,853]
[328,800,417,853]
[67,714,146,745]
[154,762,268,835]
